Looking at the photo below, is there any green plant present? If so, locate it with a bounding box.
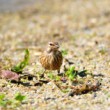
[14,93,26,102]
[0,94,12,107]
[55,75,60,81]
[61,49,68,57]
[48,73,54,79]
[0,93,26,108]
[48,73,60,81]
[0,94,6,107]
[65,66,77,80]
[11,49,30,73]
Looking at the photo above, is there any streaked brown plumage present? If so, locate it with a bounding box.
[39,42,63,73]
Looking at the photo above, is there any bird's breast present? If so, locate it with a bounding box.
[40,51,63,70]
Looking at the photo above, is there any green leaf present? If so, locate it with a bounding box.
[55,76,60,81]
[0,100,7,107]
[0,94,7,107]
[48,73,60,81]
[66,66,77,80]
[11,49,30,73]
[48,73,54,79]
[0,94,5,100]
[15,93,26,102]
[61,49,68,56]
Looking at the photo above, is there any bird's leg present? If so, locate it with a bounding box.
[40,69,46,78]
[41,69,49,79]
[57,70,65,77]
[57,70,62,76]
[43,69,46,74]
[57,70,60,74]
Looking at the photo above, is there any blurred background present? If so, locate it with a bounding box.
[0,0,110,46]
[0,0,37,12]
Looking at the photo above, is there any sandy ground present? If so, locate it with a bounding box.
[0,0,110,110]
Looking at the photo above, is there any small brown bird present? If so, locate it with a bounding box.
[39,42,63,74]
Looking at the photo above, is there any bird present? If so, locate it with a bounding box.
[39,42,63,75]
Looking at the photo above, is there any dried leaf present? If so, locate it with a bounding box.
[0,70,19,81]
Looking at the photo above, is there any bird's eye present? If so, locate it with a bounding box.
[49,43,54,46]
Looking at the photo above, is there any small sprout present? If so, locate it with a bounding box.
[0,93,27,108]
[11,49,30,73]
[0,94,5,100]
[14,93,26,102]
[48,73,60,81]
[0,94,12,107]
[65,66,77,80]
[0,98,7,107]
[55,75,60,81]
[48,73,54,80]
[61,49,68,57]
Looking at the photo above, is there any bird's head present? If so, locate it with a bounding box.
[47,42,59,52]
